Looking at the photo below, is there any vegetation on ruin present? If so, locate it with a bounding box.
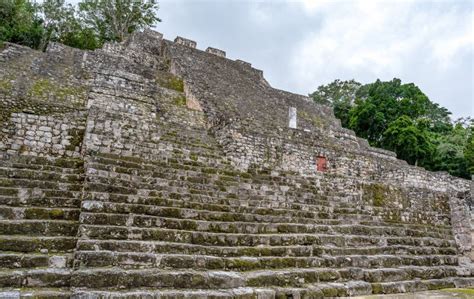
[0,0,161,50]
[311,78,473,179]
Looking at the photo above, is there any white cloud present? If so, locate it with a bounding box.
[154,0,473,118]
[299,0,333,14]
[288,0,473,116]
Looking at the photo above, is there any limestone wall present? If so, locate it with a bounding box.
[0,112,86,158]
[162,34,472,257]
[0,29,472,297]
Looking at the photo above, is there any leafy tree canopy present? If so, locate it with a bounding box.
[310,78,473,179]
[309,79,361,127]
[0,0,161,50]
[78,0,161,43]
[0,0,44,49]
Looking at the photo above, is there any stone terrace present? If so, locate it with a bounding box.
[0,30,472,298]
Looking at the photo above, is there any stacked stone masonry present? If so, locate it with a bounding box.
[0,30,472,298]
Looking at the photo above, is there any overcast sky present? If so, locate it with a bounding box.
[153,0,473,119]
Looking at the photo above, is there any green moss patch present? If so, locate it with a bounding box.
[363,183,388,207]
[157,73,185,92]
[66,128,85,151]
[28,78,87,105]
[440,288,474,295]
[0,79,12,92]
[173,95,186,106]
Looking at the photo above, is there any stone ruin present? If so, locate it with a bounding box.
[0,29,472,298]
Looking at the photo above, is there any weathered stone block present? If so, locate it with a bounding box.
[206,47,226,57]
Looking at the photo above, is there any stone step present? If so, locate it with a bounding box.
[0,236,76,253]
[83,164,450,227]
[79,200,450,235]
[69,266,460,289]
[86,188,336,211]
[87,154,316,190]
[77,224,454,248]
[0,220,78,236]
[0,187,82,200]
[1,156,83,173]
[70,287,273,299]
[81,190,453,235]
[81,192,374,222]
[83,167,339,207]
[0,178,82,192]
[0,253,72,269]
[84,161,351,202]
[89,152,232,173]
[274,277,464,298]
[78,212,452,241]
[80,199,373,227]
[0,195,81,209]
[1,277,471,299]
[369,277,472,294]
[0,167,83,183]
[0,268,71,288]
[359,220,451,233]
[0,206,79,220]
[73,251,459,270]
[70,268,244,289]
[87,126,224,151]
[88,149,232,171]
[246,266,460,287]
[75,239,458,258]
[0,288,71,299]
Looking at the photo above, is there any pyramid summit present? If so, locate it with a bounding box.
[0,29,472,298]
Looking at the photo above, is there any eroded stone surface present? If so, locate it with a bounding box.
[0,29,472,297]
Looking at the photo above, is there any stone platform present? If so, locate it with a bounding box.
[0,29,472,297]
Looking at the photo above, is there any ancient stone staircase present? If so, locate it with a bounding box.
[0,31,472,297]
[0,156,83,291]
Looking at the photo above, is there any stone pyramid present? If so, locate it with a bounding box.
[0,30,472,298]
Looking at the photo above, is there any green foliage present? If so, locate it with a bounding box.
[0,0,44,49]
[464,124,474,176]
[311,78,472,178]
[309,79,361,127]
[383,116,434,166]
[348,78,433,147]
[432,120,472,178]
[0,0,160,50]
[78,0,161,43]
[40,0,99,50]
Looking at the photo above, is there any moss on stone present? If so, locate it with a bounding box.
[371,283,383,294]
[440,289,474,295]
[49,209,65,219]
[28,78,87,105]
[0,79,13,92]
[363,183,387,207]
[25,208,50,219]
[173,95,187,106]
[226,258,257,271]
[157,74,184,92]
[66,128,85,151]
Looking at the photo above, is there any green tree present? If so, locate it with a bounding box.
[432,121,470,178]
[0,0,44,49]
[348,79,432,147]
[78,0,161,43]
[310,78,471,178]
[40,0,99,50]
[464,123,474,175]
[383,116,434,166]
[309,79,361,127]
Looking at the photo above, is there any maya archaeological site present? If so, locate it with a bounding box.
[0,29,473,298]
